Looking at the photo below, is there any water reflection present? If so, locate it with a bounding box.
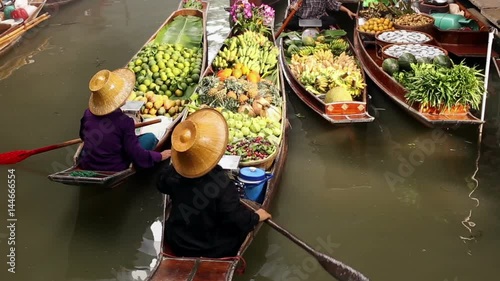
[0,37,53,80]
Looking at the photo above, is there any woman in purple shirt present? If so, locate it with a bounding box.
[78,68,171,171]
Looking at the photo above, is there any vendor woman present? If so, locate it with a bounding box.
[287,0,357,31]
[157,108,272,258]
[78,68,171,171]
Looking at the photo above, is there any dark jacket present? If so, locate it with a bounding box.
[157,164,260,258]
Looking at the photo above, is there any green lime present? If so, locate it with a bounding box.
[140,70,147,76]
[163,54,171,60]
[191,74,200,81]
[138,84,148,92]
[155,53,163,61]
[143,79,151,86]
[158,61,166,69]
[161,74,168,81]
[128,61,135,67]
[175,89,184,97]
[149,83,157,90]
[161,84,168,91]
[137,75,145,83]
[172,68,181,76]
[151,65,159,73]
[135,59,143,66]
[176,63,184,69]
[148,60,157,67]
[167,60,175,68]
[187,78,193,84]
[179,82,187,90]
[166,90,172,97]
[133,66,142,72]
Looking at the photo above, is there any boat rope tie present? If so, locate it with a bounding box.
[69,170,100,177]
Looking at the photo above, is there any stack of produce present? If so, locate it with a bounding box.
[128,43,203,98]
[283,30,365,102]
[358,17,395,34]
[186,1,282,166]
[127,91,186,119]
[212,30,280,80]
[382,53,484,113]
[127,14,204,120]
[181,0,203,9]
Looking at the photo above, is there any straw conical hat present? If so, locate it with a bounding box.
[171,108,228,178]
[88,68,135,116]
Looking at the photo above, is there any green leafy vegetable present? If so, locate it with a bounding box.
[154,15,203,49]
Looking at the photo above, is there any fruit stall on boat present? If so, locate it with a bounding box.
[146,1,289,280]
[48,1,209,187]
[354,0,491,127]
[278,0,374,124]
[0,0,49,57]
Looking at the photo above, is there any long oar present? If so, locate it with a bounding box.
[0,118,161,165]
[241,200,369,281]
[274,0,303,40]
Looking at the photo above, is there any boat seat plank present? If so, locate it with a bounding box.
[150,257,232,281]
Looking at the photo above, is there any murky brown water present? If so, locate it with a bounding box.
[1,0,500,281]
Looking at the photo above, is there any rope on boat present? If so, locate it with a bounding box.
[69,170,100,177]
[162,253,247,275]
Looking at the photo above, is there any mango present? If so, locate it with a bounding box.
[154,100,164,110]
[145,91,155,100]
[127,92,136,101]
[157,107,166,115]
[149,108,157,115]
[146,102,154,109]
[168,106,177,115]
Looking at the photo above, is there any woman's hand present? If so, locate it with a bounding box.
[347,10,357,20]
[255,208,272,222]
[160,149,171,161]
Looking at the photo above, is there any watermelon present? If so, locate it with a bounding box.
[398,53,417,71]
[417,57,433,64]
[433,55,453,68]
[382,58,399,76]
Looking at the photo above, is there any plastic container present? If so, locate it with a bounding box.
[238,167,273,203]
[431,13,479,31]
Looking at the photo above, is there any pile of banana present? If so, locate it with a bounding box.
[212,30,279,78]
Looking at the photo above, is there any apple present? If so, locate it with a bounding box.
[273,127,281,136]
[234,113,243,121]
[241,126,250,136]
[235,120,243,129]
[234,130,244,139]
[250,123,261,133]
[258,132,266,138]
[227,119,236,128]
[263,128,273,136]
[228,130,234,143]
[258,119,267,128]
[243,119,252,128]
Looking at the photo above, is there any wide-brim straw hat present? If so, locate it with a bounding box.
[171,108,228,178]
[88,68,135,116]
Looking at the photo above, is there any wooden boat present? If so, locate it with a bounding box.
[146,20,289,281]
[177,0,208,10]
[425,0,498,58]
[278,16,374,123]
[44,0,78,9]
[0,0,48,57]
[353,2,483,127]
[47,3,210,187]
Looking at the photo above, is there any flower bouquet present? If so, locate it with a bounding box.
[230,0,275,35]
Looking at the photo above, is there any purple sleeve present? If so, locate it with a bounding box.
[327,0,342,11]
[121,117,162,169]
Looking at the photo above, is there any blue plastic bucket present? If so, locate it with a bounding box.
[238,167,273,203]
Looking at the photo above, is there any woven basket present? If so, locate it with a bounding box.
[381,43,448,60]
[393,14,435,34]
[375,30,434,48]
[357,27,377,40]
[239,147,279,170]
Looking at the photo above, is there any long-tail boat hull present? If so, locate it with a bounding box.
[353,2,483,128]
[279,37,374,124]
[0,0,47,57]
[47,3,210,187]
[146,19,289,281]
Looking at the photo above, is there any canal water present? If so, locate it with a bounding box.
[0,0,499,281]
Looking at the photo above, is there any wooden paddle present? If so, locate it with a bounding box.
[0,118,162,165]
[274,0,303,40]
[241,199,370,281]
